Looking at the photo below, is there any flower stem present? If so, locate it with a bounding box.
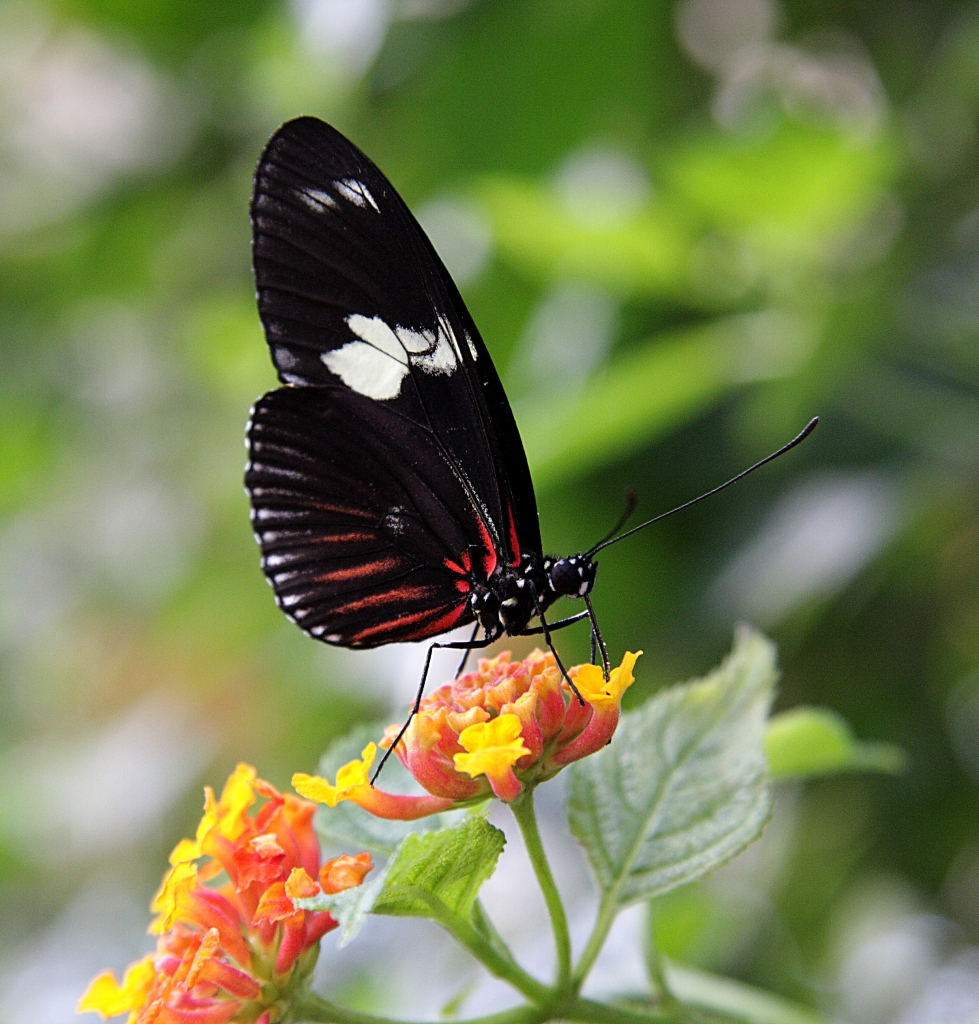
[411,888,550,1004]
[510,789,573,990]
[290,992,404,1024]
[643,905,670,1001]
[572,887,619,989]
[562,997,683,1024]
[291,993,539,1024]
[665,961,828,1024]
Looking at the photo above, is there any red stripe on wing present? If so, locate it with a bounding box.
[506,504,521,567]
[311,555,402,584]
[330,583,437,616]
[444,550,474,592]
[346,601,468,645]
[475,516,497,577]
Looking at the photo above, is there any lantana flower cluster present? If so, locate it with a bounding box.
[78,764,372,1024]
[295,648,640,817]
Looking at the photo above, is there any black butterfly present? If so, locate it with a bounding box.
[244,117,816,769]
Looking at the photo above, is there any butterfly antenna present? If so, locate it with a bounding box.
[587,417,819,557]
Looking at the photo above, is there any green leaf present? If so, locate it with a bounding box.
[0,397,53,515]
[765,707,908,780]
[312,725,464,857]
[372,816,506,923]
[296,815,505,943]
[568,627,776,907]
[665,120,897,268]
[476,175,690,298]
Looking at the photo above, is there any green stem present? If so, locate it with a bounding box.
[510,789,573,989]
[473,897,516,961]
[289,992,403,1024]
[664,962,829,1024]
[290,964,828,1024]
[572,888,620,989]
[291,993,539,1024]
[406,886,550,1004]
[643,905,670,1001]
[561,997,682,1024]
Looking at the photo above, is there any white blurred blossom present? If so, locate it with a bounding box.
[713,472,901,625]
[554,145,651,228]
[0,691,214,861]
[0,7,189,234]
[291,0,392,73]
[675,0,887,137]
[416,197,493,286]
[510,282,619,401]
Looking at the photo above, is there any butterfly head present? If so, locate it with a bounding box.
[545,554,597,599]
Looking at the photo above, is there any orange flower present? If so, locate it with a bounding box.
[296,649,641,817]
[78,765,373,1024]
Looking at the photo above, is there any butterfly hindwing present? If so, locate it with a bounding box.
[246,385,491,647]
[250,116,541,575]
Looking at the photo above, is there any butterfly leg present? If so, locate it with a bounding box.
[520,605,607,680]
[370,632,496,785]
[454,621,481,679]
[585,593,610,680]
[519,609,590,634]
[525,582,585,705]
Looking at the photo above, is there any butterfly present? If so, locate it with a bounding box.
[244,116,816,769]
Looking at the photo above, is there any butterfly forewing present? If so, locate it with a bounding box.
[251,117,541,569]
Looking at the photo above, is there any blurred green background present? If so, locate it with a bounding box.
[1,0,979,1020]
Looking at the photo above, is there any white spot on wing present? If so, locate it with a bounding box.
[325,312,462,400]
[465,330,479,360]
[347,315,408,364]
[335,179,379,211]
[395,320,459,376]
[323,314,411,400]
[410,325,457,375]
[322,341,408,400]
[298,187,336,211]
[396,326,437,354]
[274,347,298,368]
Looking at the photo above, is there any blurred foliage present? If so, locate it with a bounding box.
[2,0,979,1021]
